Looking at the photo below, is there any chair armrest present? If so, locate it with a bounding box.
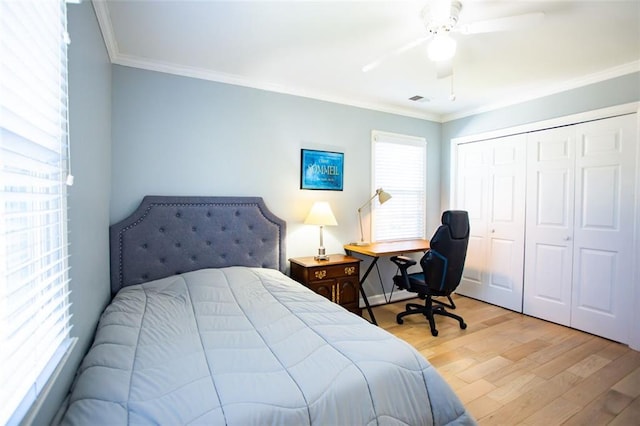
[391,255,418,291]
[390,255,417,270]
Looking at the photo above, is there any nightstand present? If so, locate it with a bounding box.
[289,254,361,316]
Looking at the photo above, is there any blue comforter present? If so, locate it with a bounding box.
[60,267,474,425]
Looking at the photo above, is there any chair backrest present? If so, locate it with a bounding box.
[420,210,470,295]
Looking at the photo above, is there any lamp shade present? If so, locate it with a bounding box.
[304,201,338,226]
[377,189,392,205]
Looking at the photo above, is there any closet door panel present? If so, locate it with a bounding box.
[570,114,636,342]
[580,165,620,229]
[487,237,520,291]
[525,242,573,325]
[456,142,489,300]
[462,235,485,286]
[523,127,574,325]
[455,136,525,312]
[574,248,616,311]
[537,169,571,226]
[486,136,526,311]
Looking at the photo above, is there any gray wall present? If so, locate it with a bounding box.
[440,72,640,207]
[33,2,112,424]
[110,66,442,299]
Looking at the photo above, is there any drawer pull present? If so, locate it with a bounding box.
[314,270,327,279]
[344,266,356,276]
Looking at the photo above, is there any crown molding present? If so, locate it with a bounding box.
[442,61,640,123]
[451,102,639,145]
[91,0,441,122]
[91,1,637,125]
[91,0,118,61]
[112,53,442,122]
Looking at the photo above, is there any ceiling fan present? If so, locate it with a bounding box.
[362,0,545,78]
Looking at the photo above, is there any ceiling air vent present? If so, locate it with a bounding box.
[409,95,429,102]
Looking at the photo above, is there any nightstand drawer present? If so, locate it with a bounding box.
[289,254,361,316]
[305,264,358,282]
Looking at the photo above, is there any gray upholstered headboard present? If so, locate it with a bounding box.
[109,196,286,295]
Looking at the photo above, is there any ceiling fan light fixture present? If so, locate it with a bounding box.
[427,32,457,62]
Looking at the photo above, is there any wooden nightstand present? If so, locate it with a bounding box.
[289,254,361,316]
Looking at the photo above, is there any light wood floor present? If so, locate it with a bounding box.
[371,295,640,425]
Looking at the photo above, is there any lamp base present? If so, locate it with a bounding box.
[315,246,329,261]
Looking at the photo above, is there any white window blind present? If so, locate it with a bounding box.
[372,130,426,242]
[1,1,73,424]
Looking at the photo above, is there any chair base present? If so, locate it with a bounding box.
[396,298,467,337]
[433,295,456,309]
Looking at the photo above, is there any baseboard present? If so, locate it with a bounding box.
[361,289,416,307]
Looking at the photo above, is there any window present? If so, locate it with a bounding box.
[1,1,73,424]
[371,130,427,241]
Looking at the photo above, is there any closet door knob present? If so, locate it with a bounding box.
[564,236,571,241]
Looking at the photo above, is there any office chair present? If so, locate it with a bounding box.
[390,210,470,336]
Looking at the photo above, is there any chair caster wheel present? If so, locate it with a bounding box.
[460,322,467,330]
[431,329,438,337]
[397,318,404,325]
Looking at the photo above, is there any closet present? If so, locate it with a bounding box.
[453,112,638,343]
[524,114,637,343]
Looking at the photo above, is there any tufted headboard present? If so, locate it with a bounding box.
[109,196,286,295]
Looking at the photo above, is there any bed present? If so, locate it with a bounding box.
[58,196,475,425]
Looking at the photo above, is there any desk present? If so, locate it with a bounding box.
[344,239,430,325]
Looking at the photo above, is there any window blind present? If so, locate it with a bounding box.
[0,1,73,424]
[371,131,427,242]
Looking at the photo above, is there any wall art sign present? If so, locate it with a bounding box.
[300,149,344,191]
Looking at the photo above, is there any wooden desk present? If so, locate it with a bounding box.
[344,239,430,325]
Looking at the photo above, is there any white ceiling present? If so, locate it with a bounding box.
[92,0,640,122]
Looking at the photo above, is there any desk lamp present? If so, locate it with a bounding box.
[304,201,338,260]
[356,188,392,245]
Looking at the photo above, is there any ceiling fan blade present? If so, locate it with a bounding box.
[458,11,544,35]
[362,36,430,72]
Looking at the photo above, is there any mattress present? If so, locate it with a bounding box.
[60,267,474,425]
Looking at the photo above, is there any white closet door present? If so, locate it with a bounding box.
[456,142,489,300]
[456,135,526,312]
[570,114,637,342]
[486,136,526,311]
[523,127,576,325]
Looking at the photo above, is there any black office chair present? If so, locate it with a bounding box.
[390,210,470,336]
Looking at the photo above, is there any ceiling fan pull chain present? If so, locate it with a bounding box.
[450,71,456,102]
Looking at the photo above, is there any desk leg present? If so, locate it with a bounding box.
[352,253,379,326]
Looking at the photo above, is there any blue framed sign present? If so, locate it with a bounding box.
[300,149,344,191]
